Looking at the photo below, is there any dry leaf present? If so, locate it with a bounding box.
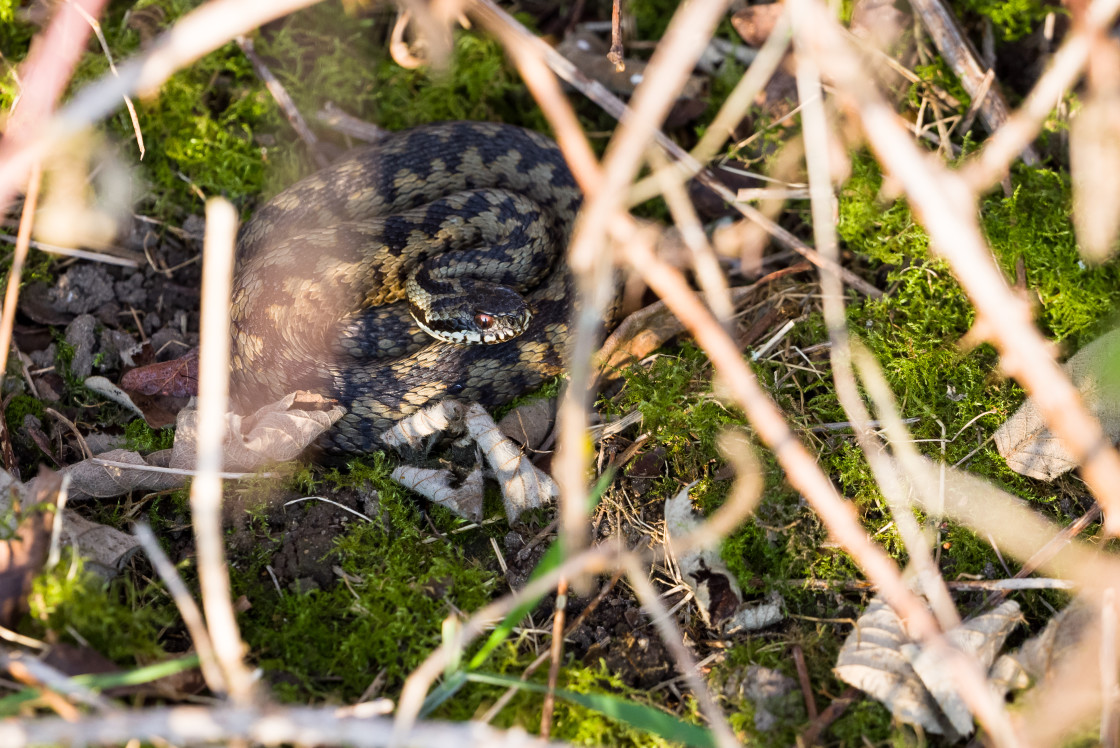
[497,398,555,451]
[902,602,1022,736]
[120,349,199,397]
[665,483,743,626]
[665,484,782,631]
[66,448,182,501]
[465,403,557,521]
[383,400,557,521]
[169,391,344,472]
[59,510,141,577]
[391,465,484,521]
[85,376,145,419]
[834,597,1021,738]
[995,329,1120,480]
[0,469,59,627]
[990,600,1094,698]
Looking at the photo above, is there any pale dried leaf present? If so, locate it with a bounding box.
[380,400,466,453]
[994,600,1094,696]
[170,391,344,472]
[1071,95,1120,261]
[834,597,953,737]
[904,601,1022,736]
[995,328,1120,480]
[664,484,780,630]
[836,597,1022,738]
[724,593,784,635]
[66,448,183,501]
[60,509,140,577]
[84,376,144,419]
[391,464,484,521]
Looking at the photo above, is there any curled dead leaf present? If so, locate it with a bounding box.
[834,597,1021,739]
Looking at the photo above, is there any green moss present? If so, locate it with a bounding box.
[123,419,176,452]
[4,393,44,435]
[982,167,1120,345]
[609,343,741,476]
[28,554,173,664]
[955,0,1061,41]
[236,460,500,699]
[131,45,280,219]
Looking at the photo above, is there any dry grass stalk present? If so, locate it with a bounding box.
[622,555,740,748]
[554,0,735,583]
[0,165,41,403]
[133,523,225,696]
[191,198,254,703]
[792,0,968,639]
[70,0,145,159]
[0,704,572,747]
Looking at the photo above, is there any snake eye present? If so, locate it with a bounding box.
[475,313,495,330]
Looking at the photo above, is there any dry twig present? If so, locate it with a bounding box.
[801,3,1120,536]
[191,198,254,702]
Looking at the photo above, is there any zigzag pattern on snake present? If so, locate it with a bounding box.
[229,122,581,453]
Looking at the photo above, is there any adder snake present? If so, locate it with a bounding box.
[229,122,581,453]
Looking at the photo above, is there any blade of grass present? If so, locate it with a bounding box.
[0,654,201,714]
[421,470,614,717]
[465,671,718,748]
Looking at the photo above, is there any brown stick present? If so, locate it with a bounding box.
[908,0,1036,164]
[800,686,860,746]
[961,0,1120,190]
[237,34,329,169]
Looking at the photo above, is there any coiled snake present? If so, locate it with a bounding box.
[229,122,580,453]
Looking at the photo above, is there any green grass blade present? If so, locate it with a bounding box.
[464,671,717,748]
[0,654,200,715]
[468,468,614,671]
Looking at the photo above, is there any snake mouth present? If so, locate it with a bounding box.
[411,305,533,346]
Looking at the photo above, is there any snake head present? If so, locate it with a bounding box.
[410,282,533,345]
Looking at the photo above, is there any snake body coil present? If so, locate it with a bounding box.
[229,122,580,453]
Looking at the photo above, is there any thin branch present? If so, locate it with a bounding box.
[623,556,739,748]
[237,34,329,169]
[0,166,41,399]
[0,705,572,748]
[469,0,881,300]
[791,0,961,632]
[908,0,1035,164]
[557,0,734,580]
[133,523,225,695]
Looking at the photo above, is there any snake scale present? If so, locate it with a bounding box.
[229,122,581,453]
